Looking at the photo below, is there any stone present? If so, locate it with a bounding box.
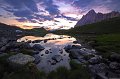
[73,41,78,44]
[32,44,45,51]
[72,44,82,49]
[89,63,108,73]
[89,55,102,64]
[8,53,35,66]
[0,46,7,52]
[45,50,49,54]
[64,45,72,51]
[80,48,96,55]
[110,53,120,62]
[52,55,63,62]
[69,49,81,59]
[109,62,120,70]
[33,55,41,64]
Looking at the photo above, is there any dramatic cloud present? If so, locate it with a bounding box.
[0,0,120,29]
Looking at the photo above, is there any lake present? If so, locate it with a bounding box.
[17,33,81,72]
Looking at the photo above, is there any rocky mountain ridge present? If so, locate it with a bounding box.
[75,9,120,27]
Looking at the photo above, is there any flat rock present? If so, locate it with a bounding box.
[8,53,35,66]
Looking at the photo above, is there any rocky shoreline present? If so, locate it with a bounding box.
[0,37,120,79]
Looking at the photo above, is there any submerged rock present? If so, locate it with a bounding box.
[52,55,63,63]
[32,44,45,51]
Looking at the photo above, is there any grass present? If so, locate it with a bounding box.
[53,17,120,58]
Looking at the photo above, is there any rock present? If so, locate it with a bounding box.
[21,43,32,49]
[0,46,7,52]
[64,45,72,51]
[52,55,63,63]
[110,53,120,62]
[89,55,102,64]
[72,44,82,49]
[32,44,45,51]
[44,40,47,43]
[8,53,35,66]
[80,48,96,55]
[77,57,87,63]
[69,49,81,59]
[73,41,78,44]
[32,40,42,43]
[45,50,49,54]
[109,62,120,70]
[33,55,41,64]
[89,63,108,73]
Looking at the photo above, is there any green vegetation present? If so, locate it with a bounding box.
[0,23,48,38]
[0,52,91,79]
[25,28,48,37]
[53,17,120,58]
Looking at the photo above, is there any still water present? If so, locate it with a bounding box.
[17,33,81,72]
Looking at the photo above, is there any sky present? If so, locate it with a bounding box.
[0,0,120,29]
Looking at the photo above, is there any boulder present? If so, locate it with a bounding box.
[109,62,120,70]
[32,44,45,51]
[110,53,120,62]
[8,53,35,66]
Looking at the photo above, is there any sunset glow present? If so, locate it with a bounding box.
[0,0,120,30]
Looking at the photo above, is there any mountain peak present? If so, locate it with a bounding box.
[87,9,96,14]
[75,10,120,27]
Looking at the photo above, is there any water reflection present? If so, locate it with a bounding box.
[17,33,79,72]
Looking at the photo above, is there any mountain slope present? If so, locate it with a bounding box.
[0,23,47,37]
[69,16,120,34]
[75,10,120,27]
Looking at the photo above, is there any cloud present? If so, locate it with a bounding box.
[40,0,60,15]
[4,0,38,12]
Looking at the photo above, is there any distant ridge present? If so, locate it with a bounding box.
[75,9,120,27]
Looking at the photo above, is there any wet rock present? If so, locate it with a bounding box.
[32,44,45,51]
[21,43,32,49]
[72,44,82,49]
[44,40,47,43]
[73,41,78,44]
[64,45,72,51]
[45,50,49,54]
[33,55,41,64]
[89,55,102,64]
[52,55,63,63]
[8,53,35,66]
[59,49,63,54]
[32,40,42,43]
